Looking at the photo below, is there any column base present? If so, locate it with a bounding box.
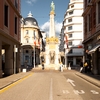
[92,69,98,75]
[0,70,3,78]
[4,68,13,76]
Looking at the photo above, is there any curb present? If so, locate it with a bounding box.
[75,72,100,88]
[0,72,31,90]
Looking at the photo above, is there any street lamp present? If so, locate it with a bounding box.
[14,45,18,74]
[33,30,36,68]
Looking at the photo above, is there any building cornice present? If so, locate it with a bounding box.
[7,0,22,18]
[83,30,100,44]
[0,29,20,44]
[82,1,93,16]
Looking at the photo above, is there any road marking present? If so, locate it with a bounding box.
[49,78,53,100]
[90,90,99,94]
[73,90,85,95]
[63,90,70,94]
[67,79,75,86]
[0,73,33,94]
[63,90,100,95]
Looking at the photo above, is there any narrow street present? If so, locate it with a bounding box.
[0,70,100,100]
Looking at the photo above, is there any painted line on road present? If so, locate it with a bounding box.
[67,79,76,87]
[63,90,99,95]
[0,73,33,94]
[49,78,53,100]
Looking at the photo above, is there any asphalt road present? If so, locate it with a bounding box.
[0,71,100,100]
[63,72,100,100]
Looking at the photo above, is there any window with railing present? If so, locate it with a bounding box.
[68,18,72,23]
[68,34,72,38]
[69,11,73,15]
[68,41,72,45]
[68,26,72,30]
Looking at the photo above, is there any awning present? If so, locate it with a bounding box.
[88,45,100,54]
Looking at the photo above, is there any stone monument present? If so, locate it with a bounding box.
[44,1,60,70]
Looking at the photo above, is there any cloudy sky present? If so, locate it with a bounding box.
[21,0,70,36]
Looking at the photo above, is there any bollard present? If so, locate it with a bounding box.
[68,63,71,70]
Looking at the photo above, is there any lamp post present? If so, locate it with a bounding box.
[34,46,35,68]
[64,44,67,68]
[33,30,36,68]
[14,45,18,74]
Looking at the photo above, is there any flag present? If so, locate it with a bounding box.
[64,33,68,48]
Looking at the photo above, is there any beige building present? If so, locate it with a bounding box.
[21,12,42,68]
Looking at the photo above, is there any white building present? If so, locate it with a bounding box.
[21,12,42,67]
[63,0,84,67]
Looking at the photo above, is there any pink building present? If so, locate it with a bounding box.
[0,0,22,77]
[82,0,100,74]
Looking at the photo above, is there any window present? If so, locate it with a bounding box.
[98,1,100,23]
[69,11,73,15]
[68,41,72,45]
[15,16,17,34]
[4,4,8,27]
[92,3,96,27]
[84,16,87,34]
[88,14,92,31]
[71,5,74,8]
[34,22,36,25]
[26,50,29,53]
[26,38,29,43]
[15,0,18,8]
[33,30,35,39]
[68,26,72,30]
[26,30,29,34]
[68,18,72,22]
[88,0,91,3]
[25,56,29,62]
[68,34,72,38]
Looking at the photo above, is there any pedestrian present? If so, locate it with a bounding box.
[80,60,83,73]
[60,62,63,72]
[42,60,44,70]
[84,60,88,73]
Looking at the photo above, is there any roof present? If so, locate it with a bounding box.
[23,11,38,26]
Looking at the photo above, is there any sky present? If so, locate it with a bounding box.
[21,0,70,36]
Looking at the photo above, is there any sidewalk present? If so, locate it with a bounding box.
[0,71,31,90]
[75,72,100,88]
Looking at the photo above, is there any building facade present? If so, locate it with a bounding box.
[62,0,84,67]
[0,0,21,77]
[21,12,42,68]
[82,0,100,74]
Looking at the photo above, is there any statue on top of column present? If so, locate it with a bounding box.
[51,1,55,11]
